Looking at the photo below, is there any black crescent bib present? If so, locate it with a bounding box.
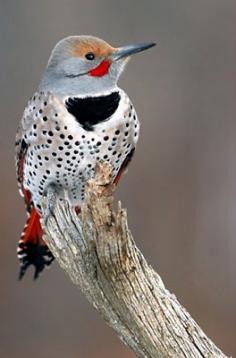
[65,91,121,131]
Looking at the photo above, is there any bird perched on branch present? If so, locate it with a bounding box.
[15,35,156,279]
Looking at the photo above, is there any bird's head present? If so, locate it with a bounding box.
[40,35,156,97]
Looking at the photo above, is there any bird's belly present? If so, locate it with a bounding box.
[23,110,139,212]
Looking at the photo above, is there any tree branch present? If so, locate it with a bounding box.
[41,163,228,358]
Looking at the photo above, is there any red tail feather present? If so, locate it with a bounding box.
[21,208,43,244]
[17,208,54,280]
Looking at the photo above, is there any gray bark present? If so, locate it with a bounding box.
[41,163,228,358]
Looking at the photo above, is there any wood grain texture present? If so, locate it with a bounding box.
[41,163,228,358]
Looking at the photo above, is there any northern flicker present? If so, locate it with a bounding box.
[15,35,156,279]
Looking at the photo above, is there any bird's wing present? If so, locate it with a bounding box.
[15,123,32,213]
[113,148,135,185]
[15,91,66,213]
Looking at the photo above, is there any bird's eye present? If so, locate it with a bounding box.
[85,52,95,60]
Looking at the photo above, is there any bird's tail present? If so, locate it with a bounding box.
[17,208,54,280]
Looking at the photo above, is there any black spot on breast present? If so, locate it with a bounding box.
[65,92,121,131]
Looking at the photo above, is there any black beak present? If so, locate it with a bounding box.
[112,42,156,61]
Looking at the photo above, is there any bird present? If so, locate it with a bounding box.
[15,35,156,279]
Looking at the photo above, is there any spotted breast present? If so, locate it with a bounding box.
[17,88,139,214]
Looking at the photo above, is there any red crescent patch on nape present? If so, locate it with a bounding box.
[89,60,111,77]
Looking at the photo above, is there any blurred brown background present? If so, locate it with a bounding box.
[0,1,236,357]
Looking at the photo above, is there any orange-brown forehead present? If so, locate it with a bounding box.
[71,40,115,58]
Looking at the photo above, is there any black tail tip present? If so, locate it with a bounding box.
[17,242,54,280]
